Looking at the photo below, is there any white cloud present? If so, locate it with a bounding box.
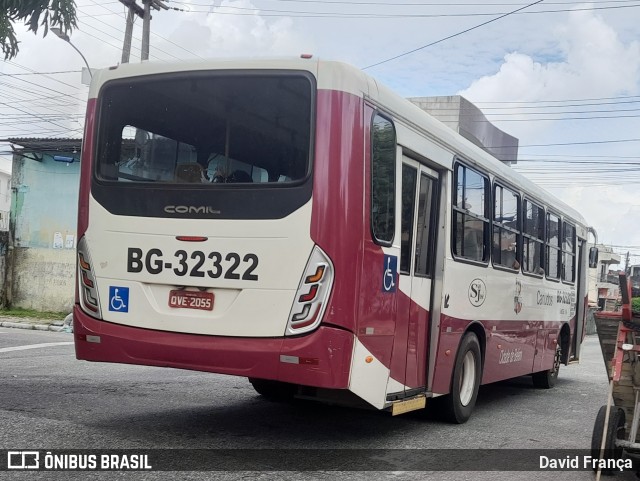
[460,9,640,103]
[457,7,640,255]
[561,185,640,247]
[163,0,309,58]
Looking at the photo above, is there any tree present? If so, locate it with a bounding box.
[1,0,77,60]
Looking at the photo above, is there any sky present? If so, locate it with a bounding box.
[0,0,639,265]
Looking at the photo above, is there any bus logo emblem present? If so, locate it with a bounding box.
[382,255,397,293]
[468,279,486,307]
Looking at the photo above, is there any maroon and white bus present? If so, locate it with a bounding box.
[74,57,595,423]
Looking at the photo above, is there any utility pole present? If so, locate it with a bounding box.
[141,0,151,61]
[143,0,169,61]
[118,0,167,63]
[626,251,630,273]
[118,0,145,64]
[121,8,136,64]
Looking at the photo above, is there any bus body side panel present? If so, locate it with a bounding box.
[354,104,399,385]
[74,308,352,389]
[431,258,577,393]
[309,89,397,406]
[310,88,365,336]
[311,91,431,405]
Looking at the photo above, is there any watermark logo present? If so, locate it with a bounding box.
[7,451,39,469]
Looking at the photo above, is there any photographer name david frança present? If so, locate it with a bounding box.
[540,455,632,472]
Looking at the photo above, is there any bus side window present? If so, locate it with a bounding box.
[546,213,561,280]
[562,222,576,283]
[492,183,520,270]
[371,114,396,245]
[523,199,545,275]
[400,164,417,274]
[452,162,490,263]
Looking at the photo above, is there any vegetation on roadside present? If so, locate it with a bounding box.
[633,297,640,313]
[0,307,68,320]
[1,1,77,60]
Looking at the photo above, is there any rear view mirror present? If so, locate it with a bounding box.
[589,246,599,269]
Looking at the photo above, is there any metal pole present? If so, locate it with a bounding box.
[141,0,151,61]
[68,42,92,78]
[121,8,135,64]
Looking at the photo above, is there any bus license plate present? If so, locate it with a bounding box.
[168,290,214,311]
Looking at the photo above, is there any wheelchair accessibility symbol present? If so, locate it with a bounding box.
[381,255,397,293]
[109,286,129,312]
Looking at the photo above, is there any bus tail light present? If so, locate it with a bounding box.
[77,237,102,319]
[286,246,334,336]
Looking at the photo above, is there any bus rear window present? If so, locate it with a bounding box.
[95,72,313,185]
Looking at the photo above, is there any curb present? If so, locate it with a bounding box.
[0,320,68,332]
[0,313,73,333]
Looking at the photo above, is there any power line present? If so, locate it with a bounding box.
[519,138,640,148]
[485,114,640,121]
[0,70,82,76]
[472,95,640,105]
[255,0,639,5]
[176,1,640,18]
[80,2,189,62]
[362,0,544,70]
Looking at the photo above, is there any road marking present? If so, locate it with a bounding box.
[0,342,74,353]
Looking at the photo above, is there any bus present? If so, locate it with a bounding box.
[73,57,596,423]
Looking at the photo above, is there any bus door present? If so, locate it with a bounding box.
[572,238,586,361]
[393,157,439,392]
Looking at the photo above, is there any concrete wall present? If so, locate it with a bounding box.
[5,152,80,312]
[9,247,76,311]
[0,170,11,230]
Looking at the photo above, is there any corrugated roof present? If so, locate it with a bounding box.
[7,138,83,152]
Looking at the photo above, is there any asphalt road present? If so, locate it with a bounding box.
[0,326,636,480]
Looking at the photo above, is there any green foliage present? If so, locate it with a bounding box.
[0,0,77,60]
[0,307,68,320]
[633,297,640,314]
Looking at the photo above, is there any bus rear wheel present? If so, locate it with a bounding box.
[532,344,561,389]
[442,332,482,424]
[249,378,297,402]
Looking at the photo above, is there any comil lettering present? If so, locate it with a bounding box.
[164,205,220,215]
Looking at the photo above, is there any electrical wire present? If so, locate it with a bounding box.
[362,0,545,70]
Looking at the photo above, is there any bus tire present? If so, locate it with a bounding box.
[532,344,561,389]
[249,378,296,402]
[442,332,482,424]
[591,405,626,475]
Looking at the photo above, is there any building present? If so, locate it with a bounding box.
[408,95,519,165]
[0,169,11,231]
[1,138,81,312]
[588,244,622,311]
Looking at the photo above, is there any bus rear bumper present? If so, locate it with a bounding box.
[73,306,353,389]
